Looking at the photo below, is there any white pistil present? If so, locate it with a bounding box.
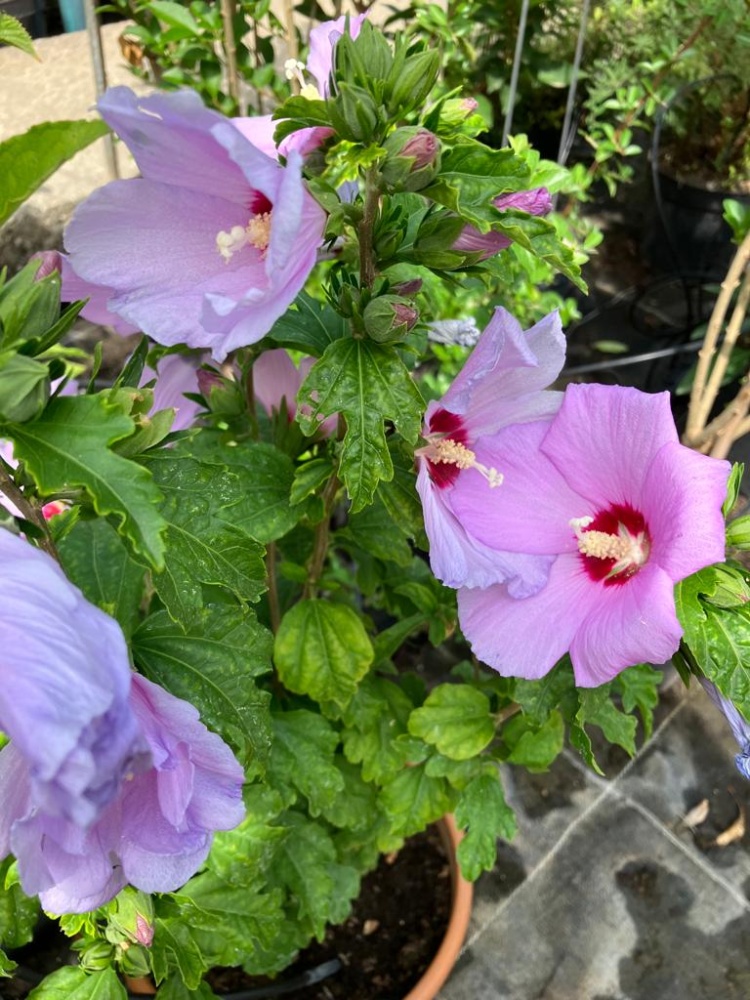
[426,437,503,488]
[216,212,273,263]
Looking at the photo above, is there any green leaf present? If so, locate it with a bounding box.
[455,771,516,880]
[144,0,201,33]
[503,710,565,771]
[341,676,414,782]
[27,967,126,1000]
[0,12,37,57]
[408,684,495,760]
[297,339,424,511]
[181,436,298,544]
[513,661,578,726]
[144,453,266,623]
[424,140,532,220]
[269,811,359,939]
[615,663,661,740]
[494,212,584,290]
[58,519,146,638]
[133,606,272,769]
[274,599,373,707]
[379,765,455,840]
[290,457,334,505]
[320,756,379,831]
[207,789,287,887]
[0,858,38,950]
[156,979,218,1000]
[337,496,413,566]
[576,687,637,757]
[268,710,343,816]
[267,292,348,357]
[151,918,207,990]
[0,120,109,228]
[0,947,16,977]
[8,394,166,568]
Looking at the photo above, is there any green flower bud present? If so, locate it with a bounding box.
[0,354,50,422]
[382,128,441,192]
[107,888,155,948]
[79,940,116,973]
[363,295,419,343]
[705,564,750,608]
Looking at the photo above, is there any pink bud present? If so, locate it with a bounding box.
[402,130,440,170]
[493,187,553,217]
[461,98,479,114]
[196,369,223,397]
[392,278,423,297]
[393,302,419,331]
[135,913,154,948]
[30,251,63,281]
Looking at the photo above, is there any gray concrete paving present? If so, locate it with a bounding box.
[2,20,750,1000]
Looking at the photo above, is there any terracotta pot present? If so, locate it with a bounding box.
[403,814,473,1000]
[125,814,473,1000]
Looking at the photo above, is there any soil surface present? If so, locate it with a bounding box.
[207,824,453,1000]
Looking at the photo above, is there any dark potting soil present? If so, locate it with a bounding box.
[207,824,453,1000]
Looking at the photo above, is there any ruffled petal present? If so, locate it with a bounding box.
[60,257,138,335]
[642,441,730,582]
[570,561,683,686]
[450,421,586,555]
[416,464,553,594]
[457,553,597,678]
[542,384,678,509]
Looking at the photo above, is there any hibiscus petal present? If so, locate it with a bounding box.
[457,553,596,678]
[570,561,682,686]
[451,421,585,555]
[441,308,565,436]
[59,258,138,334]
[543,384,678,508]
[416,464,553,594]
[643,441,730,582]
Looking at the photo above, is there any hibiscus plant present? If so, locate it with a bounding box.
[1,13,749,1000]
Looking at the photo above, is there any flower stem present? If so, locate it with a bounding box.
[0,461,58,561]
[303,472,340,599]
[359,167,380,290]
[267,541,281,634]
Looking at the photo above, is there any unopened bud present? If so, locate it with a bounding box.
[705,565,750,609]
[726,515,750,550]
[382,127,441,192]
[30,251,63,281]
[453,186,553,261]
[391,278,423,297]
[196,368,223,398]
[106,887,155,949]
[79,941,115,973]
[364,295,419,343]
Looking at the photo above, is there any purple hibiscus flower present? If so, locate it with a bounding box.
[451,384,730,686]
[306,13,366,97]
[0,673,245,913]
[453,188,553,260]
[416,308,565,596]
[61,87,326,362]
[0,531,143,827]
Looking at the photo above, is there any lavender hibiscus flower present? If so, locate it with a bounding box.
[416,307,565,596]
[699,678,750,780]
[0,673,245,913]
[451,384,730,686]
[61,87,326,361]
[0,532,143,827]
[453,188,553,260]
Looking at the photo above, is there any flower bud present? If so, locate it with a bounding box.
[704,564,750,608]
[726,515,750,550]
[107,887,155,947]
[391,278,423,297]
[196,369,244,417]
[453,187,553,261]
[363,295,418,343]
[30,251,63,281]
[79,940,116,973]
[196,368,223,398]
[382,127,441,192]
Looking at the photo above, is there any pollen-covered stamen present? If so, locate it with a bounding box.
[216,211,273,262]
[423,437,503,488]
[570,508,651,585]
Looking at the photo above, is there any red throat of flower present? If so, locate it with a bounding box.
[572,503,651,587]
[249,192,273,216]
[419,408,503,490]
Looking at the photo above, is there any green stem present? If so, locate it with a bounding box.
[245,361,260,441]
[0,461,58,561]
[267,541,281,634]
[359,167,381,290]
[303,472,340,599]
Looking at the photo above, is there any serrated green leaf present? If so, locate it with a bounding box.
[156,978,218,1000]
[0,120,109,228]
[372,612,427,666]
[267,291,348,356]
[341,676,414,782]
[455,771,516,880]
[207,791,287,887]
[513,660,578,725]
[274,599,373,706]
[151,918,207,990]
[27,967,126,1000]
[290,457,334,505]
[576,687,637,756]
[0,858,38,950]
[144,453,266,623]
[615,663,661,740]
[8,394,165,568]
[269,812,358,939]
[145,0,201,33]
[320,756,380,831]
[0,12,37,57]
[297,339,424,511]
[181,435,298,544]
[503,710,565,771]
[0,946,16,977]
[133,606,272,769]
[268,710,343,815]
[58,519,146,638]
[408,684,495,760]
[337,496,413,566]
[694,602,750,719]
[379,765,455,840]
[494,212,585,290]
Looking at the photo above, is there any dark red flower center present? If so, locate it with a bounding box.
[249,192,273,216]
[575,503,651,587]
[425,408,469,489]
